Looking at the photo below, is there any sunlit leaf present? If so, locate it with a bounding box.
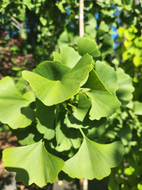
[53,52,62,62]
[133,101,142,115]
[72,93,91,121]
[0,76,35,129]
[22,54,93,106]
[99,21,109,32]
[77,37,100,57]
[84,61,120,120]
[63,135,124,180]
[3,141,65,187]
[58,30,69,47]
[60,46,81,68]
[39,16,47,26]
[116,68,134,106]
[133,57,142,67]
[53,46,81,68]
[83,69,111,94]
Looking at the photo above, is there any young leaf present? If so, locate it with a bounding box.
[77,37,100,57]
[0,76,35,129]
[53,51,62,62]
[3,141,65,187]
[100,34,113,56]
[53,46,81,68]
[116,68,134,106]
[85,61,121,120]
[72,93,91,121]
[82,69,111,94]
[22,54,93,106]
[86,90,120,120]
[60,46,81,68]
[55,122,72,152]
[63,135,124,180]
[36,99,56,140]
[133,101,142,115]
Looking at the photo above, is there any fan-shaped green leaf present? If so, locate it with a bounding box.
[95,61,118,93]
[22,54,93,106]
[116,68,134,106]
[58,30,69,47]
[63,136,124,180]
[133,57,142,67]
[72,93,91,121]
[53,46,81,68]
[53,51,62,62]
[0,76,35,129]
[100,34,113,56]
[86,90,120,120]
[83,69,111,94]
[55,122,72,152]
[85,61,121,120]
[60,46,81,68]
[36,99,55,140]
[3,141,65,187]
[99,21,109,32]
[77,37,100,57]
[133,101,142,115]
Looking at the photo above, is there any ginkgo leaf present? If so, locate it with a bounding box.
[64,114,83,129]
[84,61,121,120]
[55,121,72,152]
[53,52,62,62]
[53,46,81,68]
[116,68,134,106]
[36,99,55,140]
[133,101,142,115]
[82,69,111,94]
[63,135,124,180]
[100,34,113,56]
[3,141,65,187]
[22,54,93,106]
[52,119,82,152]
[0,76,35,129]
[77,37,100,57]
[95,61,118,93]
[86,90,120,120]
[72,93,91,121]
[60,46,81,68]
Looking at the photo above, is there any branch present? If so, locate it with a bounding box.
[11,22,20,30]
[8,13,21,27]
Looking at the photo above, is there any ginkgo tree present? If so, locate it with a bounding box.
[0,36,134,187]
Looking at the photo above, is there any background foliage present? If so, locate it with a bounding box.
[1,0,142,189]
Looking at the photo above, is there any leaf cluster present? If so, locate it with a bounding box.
[0,37,134,187]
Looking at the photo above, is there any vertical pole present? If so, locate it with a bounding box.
[79,3,87,188]
[79,0,84,37]
[79,1,88,189]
